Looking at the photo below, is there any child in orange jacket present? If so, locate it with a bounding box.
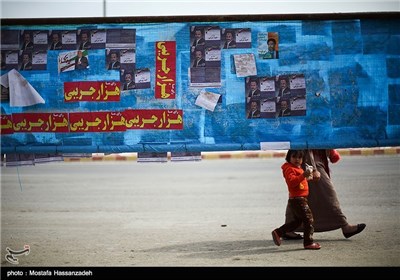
[271,149,321,250]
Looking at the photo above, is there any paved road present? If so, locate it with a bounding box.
[1,155,399,267]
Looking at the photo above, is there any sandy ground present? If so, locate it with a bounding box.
[1,155,399,268]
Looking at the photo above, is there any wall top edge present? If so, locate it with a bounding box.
[2,12,400,26]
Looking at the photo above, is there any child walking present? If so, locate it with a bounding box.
[271,149,321,250]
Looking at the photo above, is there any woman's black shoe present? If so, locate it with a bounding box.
[343,223,366,239]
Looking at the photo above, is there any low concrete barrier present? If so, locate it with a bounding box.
[63,147,400,162]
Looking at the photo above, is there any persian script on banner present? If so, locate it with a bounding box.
[155,41,176,99]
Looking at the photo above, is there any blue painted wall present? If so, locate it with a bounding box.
[1,16,399,153]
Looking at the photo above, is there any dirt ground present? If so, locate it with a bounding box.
[1,155,399,269]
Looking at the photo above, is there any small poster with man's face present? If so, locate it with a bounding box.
[106,49,121,71]
[258,32,279,59]
[222,28,251,49]
[48,31,63,50]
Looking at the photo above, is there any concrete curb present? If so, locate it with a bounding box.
[63,147,400,162]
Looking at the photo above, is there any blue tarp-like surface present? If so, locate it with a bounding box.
[1,16,399,153]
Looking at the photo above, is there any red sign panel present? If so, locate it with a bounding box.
[155,41,176,99]
[124,109,183,129]
[3,110,183,134]
[64,81,120,102]
[12,113,69,133]
[69,111,127,132]
[1,115,13,134]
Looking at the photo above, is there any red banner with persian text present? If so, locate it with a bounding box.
[124,109,183,129]
[64,81,120,102]
[69,111,127,132]
[12,113,69,133]
[1,110,183,134]
[155,41,176,99]
[1,115,13,134]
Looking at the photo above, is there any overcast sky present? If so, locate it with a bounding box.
[1,0,399,19]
